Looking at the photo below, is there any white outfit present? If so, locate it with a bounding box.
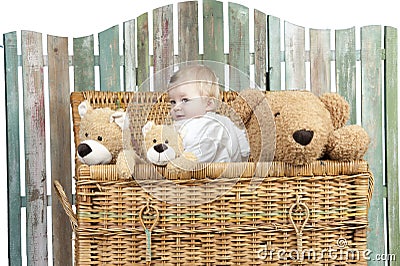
[174,112,250,163]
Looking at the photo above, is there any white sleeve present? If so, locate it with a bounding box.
[180,119,226,163]
[237,128,250,158]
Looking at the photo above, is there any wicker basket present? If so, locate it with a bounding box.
[55,91,374,265]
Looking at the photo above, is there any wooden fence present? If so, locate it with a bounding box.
[3,0,399,265]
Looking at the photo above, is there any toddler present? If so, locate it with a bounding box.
[167,64,250,163]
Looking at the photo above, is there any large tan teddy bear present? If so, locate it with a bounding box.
[230,89,370,165]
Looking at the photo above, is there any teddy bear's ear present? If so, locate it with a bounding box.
[142,121,155,137]
[78,100,93,118]
[110,111,126,130]
[319,93,350,129]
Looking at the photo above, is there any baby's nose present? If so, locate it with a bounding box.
[172,103,182,111]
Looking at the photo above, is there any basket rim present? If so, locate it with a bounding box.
[78,160,370,180]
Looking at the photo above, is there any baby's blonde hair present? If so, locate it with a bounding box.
[168,65,220,108]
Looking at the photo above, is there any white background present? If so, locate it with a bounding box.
[0,0,398,264]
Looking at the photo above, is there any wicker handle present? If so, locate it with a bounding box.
[367,172,374,209]
[53,180,78,231]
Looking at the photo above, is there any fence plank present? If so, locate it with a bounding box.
[137,13,150,90]
[47,35,73,266]
[310,28,331,95]
[4,31,22,266]
[228,2,249,91]
[361,25,385,262]
[203,0,224,84]
[178,1,199,62]
[99,25,120,91]
[73,35,95,91]
[284,21,306,90]
[21,30,48,265]
[384,26,399,260]
[267,16,281,91]
[254,9,266,90]
[123,19,136,91]
[335,27,356,123]
[153,5,174,91]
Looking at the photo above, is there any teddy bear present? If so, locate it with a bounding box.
[229,89,370,165]
[116,121,198,179]
[76,100,126,165]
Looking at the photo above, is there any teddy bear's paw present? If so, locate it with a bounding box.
[166,153,198,180]
[327,125,370,161]
[116,150,141,180]
[166,162,191,180]
[182,151,198,163]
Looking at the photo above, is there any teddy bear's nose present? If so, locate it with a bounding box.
[154,143,168,153]
[78,143,92,157]
[293,130,314,146]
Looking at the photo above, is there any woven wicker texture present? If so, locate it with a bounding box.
[66,91,373,265]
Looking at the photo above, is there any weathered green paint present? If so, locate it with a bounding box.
[203,0,224,85]
[153,5,174,91]
[4,31,22,266]
[137,13,149,90]
[21,30,48,266]
[254,9,266,90]
[47,35,73,266]
[284,21,306,90]
[310,28,331,95]
[335,27,357,124]
[267,16,281,91]
[178,1,199,62]
[73,35,95,91]
[361,26,385,264]
[99,25,120,91]
[228,2,249,91]
[384,26,399,261]
[123,19,136,91]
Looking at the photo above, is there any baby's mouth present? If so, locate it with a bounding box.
[175,114,185,120]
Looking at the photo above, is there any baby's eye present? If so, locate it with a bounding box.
[182,98,190,103]
[169,100,176,105]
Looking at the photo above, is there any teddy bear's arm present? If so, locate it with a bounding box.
[167,151,198,171]
[326,125,370,161]
[116,149,144,179]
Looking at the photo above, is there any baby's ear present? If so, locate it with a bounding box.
[206,97,218,111]
[142,121,155,137]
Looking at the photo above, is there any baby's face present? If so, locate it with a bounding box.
[168,83,212,121]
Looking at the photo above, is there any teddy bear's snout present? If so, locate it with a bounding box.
[78,143,92,157]
[293,130,314,146]
[154,143,169,153]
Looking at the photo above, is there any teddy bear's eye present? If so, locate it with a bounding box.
[165,139,169,144]
[274,112,280,118]
[85,133,89,137]
[97,136,103,141]
[153,139,157,143]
